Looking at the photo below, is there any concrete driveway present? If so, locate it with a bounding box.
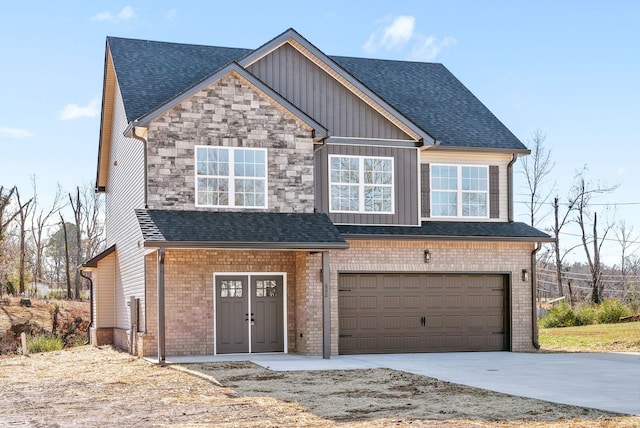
[168,351,640,415]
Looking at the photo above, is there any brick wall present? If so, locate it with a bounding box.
[134,240,536,358]
[146,72,315,213]
[142,249,302,357]
[330,240,538,352]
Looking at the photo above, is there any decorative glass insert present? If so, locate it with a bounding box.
[255,280,278,297]
[220,280,243,298]
[431,165,488,217]
[196,146,267,208]
[329,155,393,213]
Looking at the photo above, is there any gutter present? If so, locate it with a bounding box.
[507,153,518,222]
[142,241,350,250]
[340,234,553,243]
[531,242,542,350]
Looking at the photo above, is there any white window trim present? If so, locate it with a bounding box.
[328,154,395,214]
[195,146,268,209]
[430,163,489,219]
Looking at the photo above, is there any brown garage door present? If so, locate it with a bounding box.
[339,273,508,354]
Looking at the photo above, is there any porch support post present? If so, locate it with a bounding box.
[157,247,166,365]
[322,251,331,359]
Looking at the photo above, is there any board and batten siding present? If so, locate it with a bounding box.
[104,83,147,331]
[94,253,116,328]
[420,151,513,222]
[247,43,411,141]
[315,144,419,226]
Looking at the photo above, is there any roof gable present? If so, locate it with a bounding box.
[239,28,432,143]
[133,62,327,139]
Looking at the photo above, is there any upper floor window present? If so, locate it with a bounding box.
[431,164,488,217]
[195,146,267,208]
[329,155,394,214]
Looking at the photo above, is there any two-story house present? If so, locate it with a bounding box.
[82,29,551,363]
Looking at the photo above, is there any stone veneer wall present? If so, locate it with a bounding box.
[145,72,315,213]
[330,240,538,352]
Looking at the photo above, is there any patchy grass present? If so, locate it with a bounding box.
[539,321,640,352]
[26,334,63,353]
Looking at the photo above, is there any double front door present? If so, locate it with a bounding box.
[215,274,284,354]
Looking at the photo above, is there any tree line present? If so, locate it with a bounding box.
[520,131,639,307]
[0,179,104,300]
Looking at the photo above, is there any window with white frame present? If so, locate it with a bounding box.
[329,155,394,213]
[195,146,267,208]
[431,165,488,217]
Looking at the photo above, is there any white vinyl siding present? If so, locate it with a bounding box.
[94,253,116,328]
[104,82,146,330]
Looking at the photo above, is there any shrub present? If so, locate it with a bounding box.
[539,303,577,328]
[596,299,632,324]
[26,334,63,354]
[574,305,597,326]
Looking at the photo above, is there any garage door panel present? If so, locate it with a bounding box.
[339,273,508,354]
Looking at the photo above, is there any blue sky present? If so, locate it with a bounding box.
[1,1,638,264]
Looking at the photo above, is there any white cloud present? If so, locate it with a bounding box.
[409,35,457,61]
[617,167,627,177]
[0,127,34,139]
[59,98,100,120]
[364,15,415,53]
[166,9,177,22]
[91,6,134,23]
[364,15,455,60]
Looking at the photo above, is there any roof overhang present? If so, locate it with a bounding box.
[422,145,531,155]
[136,209,349,251]
[96,44,118,191]
[80,244,116,270]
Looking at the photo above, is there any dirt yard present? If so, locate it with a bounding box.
[1,346,639,427]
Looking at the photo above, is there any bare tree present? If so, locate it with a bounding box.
[614,221,637,278]
[0,186,19,244]
[59,213,72,299]
[69,188,83,299]
[571,170,619,304]
[80,183,104,260]
[29,177,65,288]
[520,130,555,227]
[14,188,33,294]
[551,196,575,297]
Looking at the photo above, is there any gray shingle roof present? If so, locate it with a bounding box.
[107,37,251,123]
[106,33,526,151]
[332,57,525,150]
[135,209,349,249]
[337,221,552,241]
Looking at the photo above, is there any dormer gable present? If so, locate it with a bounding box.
[240,29,432,144]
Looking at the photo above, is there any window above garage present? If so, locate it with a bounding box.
[431,164,489,218]
[329,154,394,214]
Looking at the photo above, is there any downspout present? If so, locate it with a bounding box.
[507,153,517,222]
[79,269,93,345]
[157,247,166,365]
[131,125,149,209]
[531,242,542,350]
